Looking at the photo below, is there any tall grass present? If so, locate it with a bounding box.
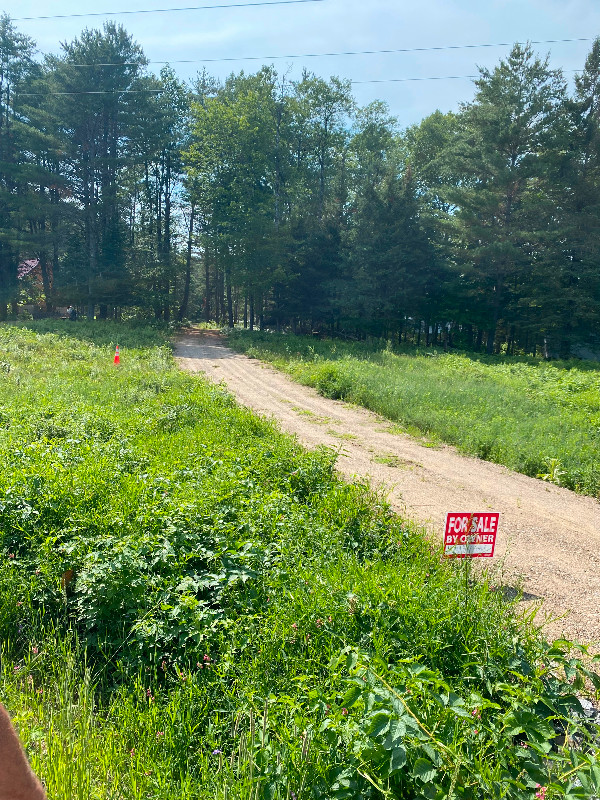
[0,322,598,799]
[227,330,600,498]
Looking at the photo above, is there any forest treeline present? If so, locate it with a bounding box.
[1,14,600,356]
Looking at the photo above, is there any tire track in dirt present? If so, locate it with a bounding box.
[175,330,600,645]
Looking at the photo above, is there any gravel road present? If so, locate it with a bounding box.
[175,330,600,646]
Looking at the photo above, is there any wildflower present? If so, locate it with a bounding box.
[471,708,481,719]
[212,749,222,755]
[36,688,43,695]
[16,601,22,607]
[156,731,164,739]
[129,748,135,757]
[291,623,298,630]
[315,618,323,628]
[342,708,348,716]
[327,616,332,624]
[35,569,41,575]
[13,665,20,672]
[32,646,38,655]
[535,786,547,800]
[203,654,211,662]
[161,660,167,671]
[474,729,479,734]
[8,554,14,559]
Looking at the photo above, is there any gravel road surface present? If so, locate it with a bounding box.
[175,330,600,645]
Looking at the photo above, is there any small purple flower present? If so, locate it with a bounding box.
[212,749,222,755]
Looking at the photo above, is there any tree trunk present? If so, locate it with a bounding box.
[204,249,211,323]
[39,253,53,313]
[226,268,234,328]
[249,293,254,331]
[178,200,195,322]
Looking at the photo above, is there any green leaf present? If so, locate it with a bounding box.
[382,718,407,750]
[413,758,437,783]
[504,711,555,740]
[367,711,391,738]
[341,684,362,709]
[390,745,407,773]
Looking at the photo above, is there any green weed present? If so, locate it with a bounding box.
[227,330,600,498]
[0,323,597,799]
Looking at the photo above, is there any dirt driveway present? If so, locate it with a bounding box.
[175,330,600,646]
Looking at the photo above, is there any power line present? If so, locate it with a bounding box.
[352,75,478,85]
[38,36,595,68]
[17,89,166,96]
[13,0,326,22]
[15,68,583,95]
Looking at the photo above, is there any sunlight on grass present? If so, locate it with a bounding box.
[0,322,598,798]
[227,330,600,498]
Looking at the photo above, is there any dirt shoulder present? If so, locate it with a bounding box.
[175,330,600,646]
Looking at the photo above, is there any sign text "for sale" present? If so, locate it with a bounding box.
[443,512,499,558]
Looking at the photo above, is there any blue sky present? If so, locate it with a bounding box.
[5,0,600,127]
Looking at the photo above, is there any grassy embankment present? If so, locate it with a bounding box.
[0,321,598,800]
[227,330,600,499]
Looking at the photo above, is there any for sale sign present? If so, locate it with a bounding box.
[443,512,499,558]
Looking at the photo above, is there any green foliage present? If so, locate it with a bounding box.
[0,324,598,798]
[226,330,600,498]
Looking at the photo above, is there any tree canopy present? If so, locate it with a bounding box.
[1,18,599,357]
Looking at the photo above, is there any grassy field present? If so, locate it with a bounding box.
[226,331,600,499]
[0,321,599,799]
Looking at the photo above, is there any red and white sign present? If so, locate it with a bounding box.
[443,512,499,558]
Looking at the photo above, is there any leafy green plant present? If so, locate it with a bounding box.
[226,330,600,498]
[0,323,598,798]
[537,459,566,486]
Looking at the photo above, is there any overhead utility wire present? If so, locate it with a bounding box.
[13,0,325,22]
[15,69,582,96]
[45,37,594,68]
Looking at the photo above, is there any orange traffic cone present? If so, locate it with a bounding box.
[114,344,120,365]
